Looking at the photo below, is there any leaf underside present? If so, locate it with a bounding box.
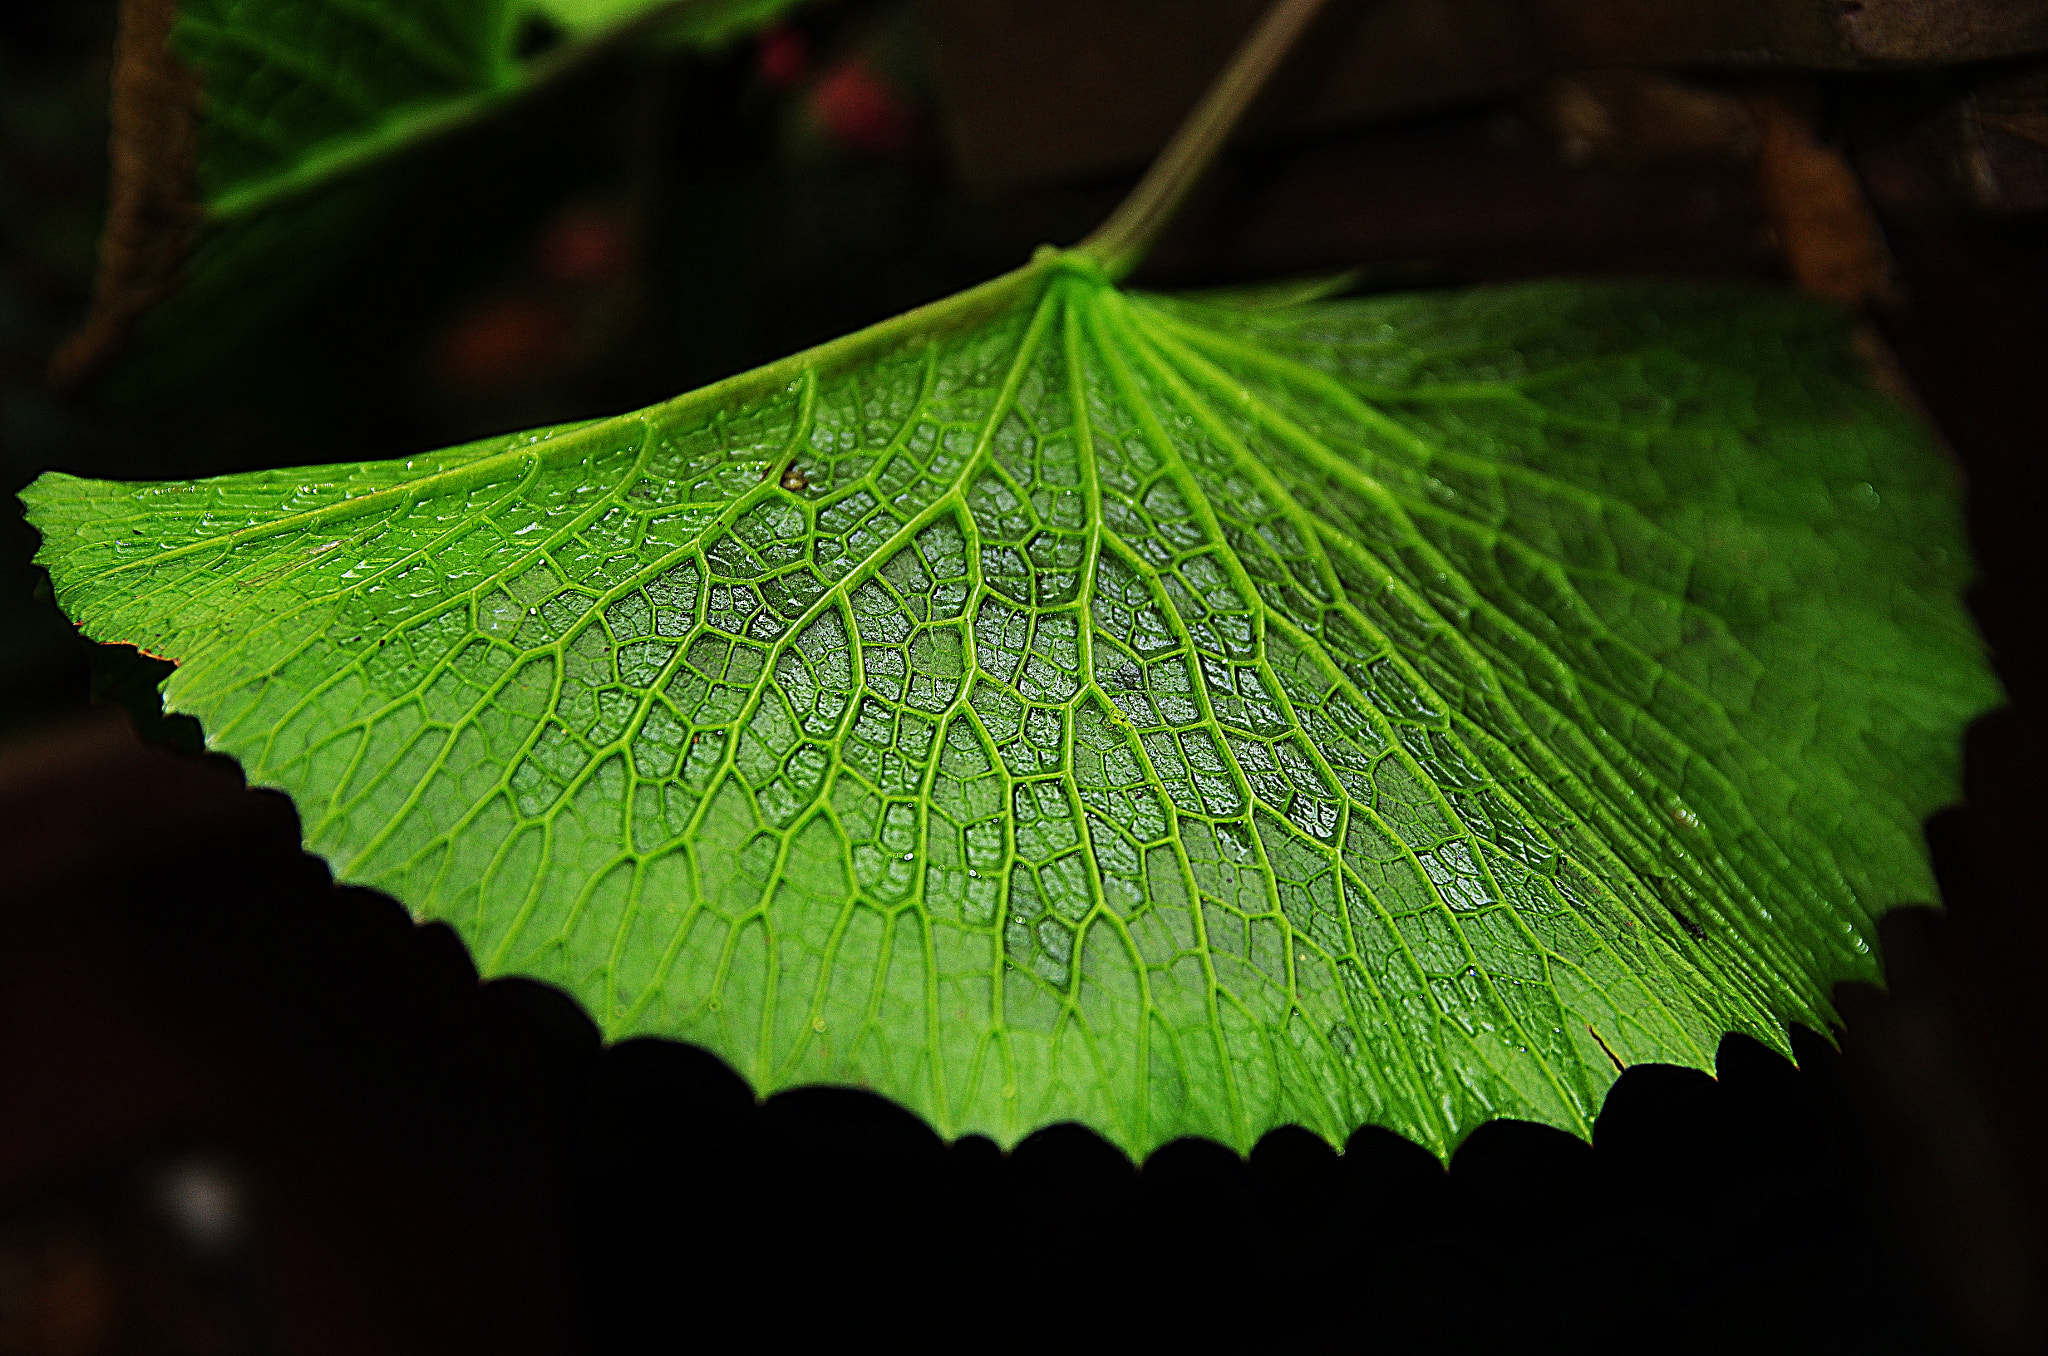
[26,260,1997,1157]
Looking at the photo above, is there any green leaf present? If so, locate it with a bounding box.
[529,0,806,44]
[24,253,1998,1157]
[183,0,798,216]
[63,0,808,393]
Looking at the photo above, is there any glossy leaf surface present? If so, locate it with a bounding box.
[26,257,1997,1156]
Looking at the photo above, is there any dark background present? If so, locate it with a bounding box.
[2,1,2046,1351]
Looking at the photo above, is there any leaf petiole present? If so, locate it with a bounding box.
[1077,0,1330,280]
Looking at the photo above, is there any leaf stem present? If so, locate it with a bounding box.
[1076,0,1329,281]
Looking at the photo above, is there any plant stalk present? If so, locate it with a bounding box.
[1077,0,1330,281]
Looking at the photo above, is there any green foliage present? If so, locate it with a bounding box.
[25,251,1997,1156]
[180,0,797,217]
[100,0,805,397]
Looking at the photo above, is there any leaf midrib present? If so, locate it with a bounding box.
[51,261,1055,596]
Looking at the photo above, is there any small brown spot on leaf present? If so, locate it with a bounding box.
[780,465,811,493]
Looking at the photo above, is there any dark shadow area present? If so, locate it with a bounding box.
[0,713,1960,1352]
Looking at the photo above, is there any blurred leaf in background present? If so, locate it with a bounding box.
[50,0,817,400]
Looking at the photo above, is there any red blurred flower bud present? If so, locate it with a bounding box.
[810,56,914,158]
